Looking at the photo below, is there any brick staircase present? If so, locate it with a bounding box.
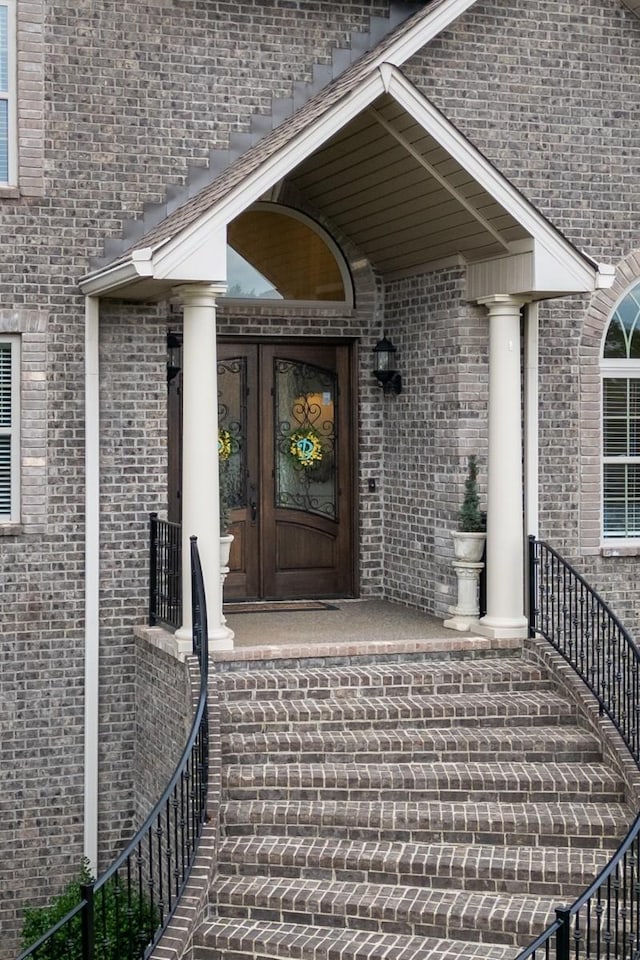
[193,647,631,960]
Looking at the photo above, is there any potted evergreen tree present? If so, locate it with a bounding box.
[452,455,486,563]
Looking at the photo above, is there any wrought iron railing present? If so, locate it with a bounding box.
[517,536,640,959]
[149,513,182,630]
[18,536,209,960]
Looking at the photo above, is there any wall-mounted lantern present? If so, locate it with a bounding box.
[372,334,402,395]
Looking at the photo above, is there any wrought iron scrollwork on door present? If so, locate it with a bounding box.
[217,358,247,510]
[274,359,337,519]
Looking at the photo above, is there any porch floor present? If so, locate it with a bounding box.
[224,598,456,648]
[219,599,514,662]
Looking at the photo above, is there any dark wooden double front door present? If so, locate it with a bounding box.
[169,340,355,601]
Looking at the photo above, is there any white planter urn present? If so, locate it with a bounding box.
[219,534,234,630]
[220,533,234,568]
[451,531,486,563]
[444,531,486,632]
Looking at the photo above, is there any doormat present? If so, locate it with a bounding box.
[224,600,339,614]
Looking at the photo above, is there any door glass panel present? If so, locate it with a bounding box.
[274,359,337,519]
[218,358,246,509]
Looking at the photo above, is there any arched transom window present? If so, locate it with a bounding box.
[224,204,353,305]
[602,281,640,539]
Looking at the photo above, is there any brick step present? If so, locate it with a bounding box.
[220,690,576,733]
[221,798,630,849]
[211,874,552,947]
[215,657,549,703]
[194,917,517,960]
[218,835,610,898]
[222,724,601,766]
[222,760,624,804]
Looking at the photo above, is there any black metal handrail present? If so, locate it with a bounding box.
[149,513,182,630]
[516,536,640,959]
[18,536,209,960]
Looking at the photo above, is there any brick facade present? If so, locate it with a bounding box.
[2,0,640,955]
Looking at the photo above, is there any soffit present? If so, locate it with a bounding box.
[288,93,528,275]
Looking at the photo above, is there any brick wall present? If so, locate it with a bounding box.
[133,637,192,825]
[0,5,400,954]
[382,268,488,619]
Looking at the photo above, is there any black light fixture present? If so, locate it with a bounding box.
[167,331,182,385]
[372,333,402,395]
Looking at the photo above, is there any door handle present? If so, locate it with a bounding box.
[248,481,258,525]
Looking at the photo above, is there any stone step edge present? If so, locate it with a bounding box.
[212,635,522,669]
[212,874,552,943]
[217,835,610,885]
[196,917,517,960]
[222,759,622,789]
[221,798,632,845]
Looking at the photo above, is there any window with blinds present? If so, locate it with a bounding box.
[602,281,640,538]
[0,2,13,184]
[0,337,18,521]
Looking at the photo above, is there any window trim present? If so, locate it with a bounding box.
[600,280,640,544]
[0,333,20,523]
[0,0,17,187]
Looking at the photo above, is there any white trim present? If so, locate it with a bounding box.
[0,0,17,186]
[524,302,539,538]
[375,0,481,70]
[0,333,20,522]
[79,251,156,298]
[84,295,100,876]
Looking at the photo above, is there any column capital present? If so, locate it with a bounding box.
[477,294,527,315]
[173,281,227,308]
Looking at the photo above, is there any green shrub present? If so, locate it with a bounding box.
[21,859,159,960]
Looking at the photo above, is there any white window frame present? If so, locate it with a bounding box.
[601,280,640,544]
[0,0,16,186]
[0,333,20,523]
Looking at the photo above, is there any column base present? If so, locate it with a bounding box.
[173,627,195,659]
[209,625,235,651]
[443,615,481,633]
[174,623,235,652]
[476,614,528,639]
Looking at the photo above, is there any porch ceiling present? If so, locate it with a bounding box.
[287,93,528,276]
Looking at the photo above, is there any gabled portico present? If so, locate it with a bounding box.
[81,62,613,650]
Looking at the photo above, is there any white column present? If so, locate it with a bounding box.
[174,282,234,652]
[524,302,539,539]
[477,295,528,639]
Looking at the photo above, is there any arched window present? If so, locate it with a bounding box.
[224,204,353,305]
[601,281,640,538]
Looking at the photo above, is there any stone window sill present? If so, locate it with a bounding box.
[601,543,640,557]
[0,523,24,536]
[0,186,20,199]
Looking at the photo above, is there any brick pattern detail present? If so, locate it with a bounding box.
[133,637,192,825]
[382,268,488,619]
[15,0,45,196]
